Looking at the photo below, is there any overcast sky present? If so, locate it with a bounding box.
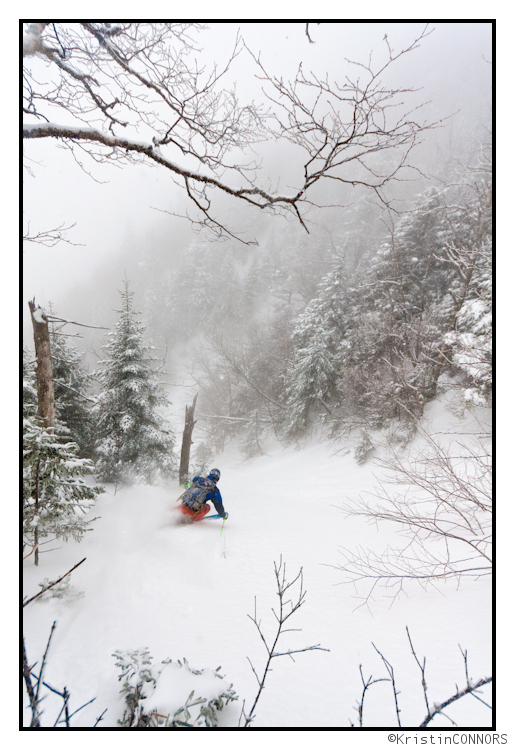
[22,22,492,341]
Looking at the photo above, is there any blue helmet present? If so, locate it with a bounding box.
[208,468,221,482]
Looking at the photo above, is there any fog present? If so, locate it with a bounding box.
[23,22,491,350]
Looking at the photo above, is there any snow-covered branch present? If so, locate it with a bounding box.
[23,22,440,242]
[23,121,304,212]
[349,628,492,728]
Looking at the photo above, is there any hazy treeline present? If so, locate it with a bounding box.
[73,132,490,467]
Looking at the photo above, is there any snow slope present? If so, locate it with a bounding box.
[22,395,492,730]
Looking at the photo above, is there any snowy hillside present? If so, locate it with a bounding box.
[22,395,492,729]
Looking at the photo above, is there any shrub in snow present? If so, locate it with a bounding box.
[36,576,84,604]
[354,430,374,465]
[113,648,237,727]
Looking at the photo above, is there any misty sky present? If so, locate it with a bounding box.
[22,22,492,342]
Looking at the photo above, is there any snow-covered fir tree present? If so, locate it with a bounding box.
[281,171,491,444]
[23,345,38,419]
[443,203,492,407]
[450,241,492,405]
[357,189,453,323]
[93,280,176,484]
[49,317,95,458]
[23,418,103,564]
[23,336,102,564]
[284,268,350,436]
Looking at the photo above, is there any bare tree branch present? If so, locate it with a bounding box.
[372,642,402,727]
[333,431,491,608]
[305,24,320,44]
[45,314,109,330]
[419,663,492,728]
[241,557,329,726]
[23,221,84,247]
[23,620,104,727]
[350,665,389,727]
[206,336,287,412]
[352,628,492,728]
[23,23,441,242]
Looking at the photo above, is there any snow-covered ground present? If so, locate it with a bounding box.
[23,396,492,730]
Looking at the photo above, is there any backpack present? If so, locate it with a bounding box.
[180,477,216,512]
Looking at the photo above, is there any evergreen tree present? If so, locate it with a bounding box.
[444,229,492,406]
[451,271,491,404]
[362,183,487,323]
[93,280,176,484]
[361,189,453,320]
[335,177,492,434]
[284,269,350,436]
[23,419,103,562]
[23,345,38,419]
[282,174,492,444]
[23,345,102,564]
[49,320,95,458]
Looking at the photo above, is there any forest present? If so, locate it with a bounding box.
[23,23,492,732]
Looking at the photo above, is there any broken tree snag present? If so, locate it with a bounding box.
[179,394,198,486]
[28,299,55,431]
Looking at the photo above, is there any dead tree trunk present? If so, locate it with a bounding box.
[28,299,55,566]
[179,394,197,486]
[28,299,55,431]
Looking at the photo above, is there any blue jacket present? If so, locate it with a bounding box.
[193,475,226,517]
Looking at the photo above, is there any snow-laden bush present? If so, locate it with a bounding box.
[113,648,237,727]
[354,430,374,465]
[36,576,84,604]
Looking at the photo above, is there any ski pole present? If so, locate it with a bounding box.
[220,516,226,537]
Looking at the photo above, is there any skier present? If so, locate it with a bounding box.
[179,468,228,522]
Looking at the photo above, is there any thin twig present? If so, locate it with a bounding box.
[356,664,389,727]
[406,627,430,714]
[46,315,108,330]
[22,639,40,727]
[94,708,108,727]
[372,642,402,727]
[33,621,57,716]
[23,558,86,607]
[241,556,329,726]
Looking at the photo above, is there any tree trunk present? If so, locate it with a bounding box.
[179,394,197,486]
[28,300,55,566]
[28,300,55,431]
[34,459,40,567]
